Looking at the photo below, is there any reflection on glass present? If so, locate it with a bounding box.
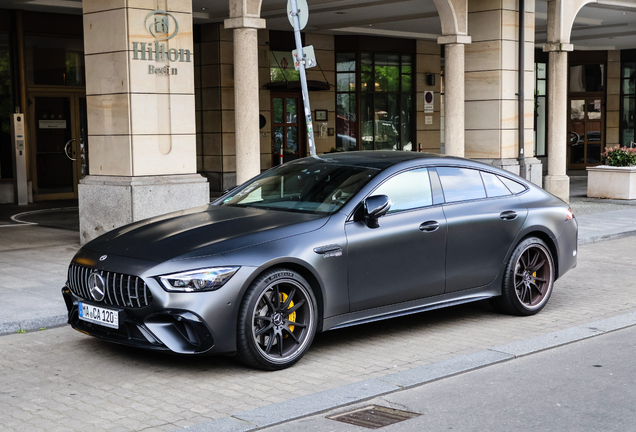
[401,55,412,92]
[269,51,300,82]
[373,168,432,212]
[537,63,547,80]
[273,98,283,124]
[437,167,486,203]
[401,95,412,151]
[569,64,604,93]
[374,54,400,92]
[336,94,357,151]
[25,36,85,86]
[273,126,284,153]
[587,100,602,120]
[287,127,298,152]
[361,53,372,92]
[374,94,399,150]
[587,121,602,164]
[286,99,298,124]
[336,53,356,72]
[337,73,355,92]
[361,94,373,150]
[570,100,585,120]
[622,96,635,146]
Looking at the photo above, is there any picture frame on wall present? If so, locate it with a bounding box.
[315,110,327,121]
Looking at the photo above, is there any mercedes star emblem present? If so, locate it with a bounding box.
[88,272,106,302]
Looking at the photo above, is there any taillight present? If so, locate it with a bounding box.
[565,208,575,221]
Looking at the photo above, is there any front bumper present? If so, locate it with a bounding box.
[63,287,216,354]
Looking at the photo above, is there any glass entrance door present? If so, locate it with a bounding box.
[271,93,304,167]
[29,92,87,200]
[568,98,604,169]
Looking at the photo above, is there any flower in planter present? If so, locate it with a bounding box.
[602,145,636,167]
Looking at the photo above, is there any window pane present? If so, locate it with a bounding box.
[273,98,284,124]
[621,96,635,146]
[373,168,432,212]
[623,78,635,96]
[361,93,374,150]
[622,62,635,80]
[337,72,356,92]
[499,176,526,194]
[287,127,298,152]
[25,36,85,86]
[286,98,298,124]
[401,95,413,151]
[361,53,372,92]
[587,100,601,120]
[336,93,357,151]
[273,126,284,153]
[269,51,299,82]
[569,64,604,93]
[481,172,511,198]
[401,55,412,92]
[336,53,356,72]
[536,63,547,79]
[437,167,486,202]
[587,121,601,164]
[375,54,399,92]
[536,79,546,96]
[374,93,399,150]
[570,100,585,120]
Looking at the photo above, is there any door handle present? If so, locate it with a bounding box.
[64,139,76,161]
[500,210,517,221]
[419,220,439,232]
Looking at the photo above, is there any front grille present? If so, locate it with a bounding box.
[67,264,153,308]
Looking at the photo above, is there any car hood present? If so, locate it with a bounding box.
[82,205,328,262]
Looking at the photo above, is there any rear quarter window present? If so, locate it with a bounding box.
[437,167,486,203]
[498,176,527,194]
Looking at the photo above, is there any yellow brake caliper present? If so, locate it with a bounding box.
[279,292,296,335]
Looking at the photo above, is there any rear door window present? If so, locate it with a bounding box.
[437,167,486,203]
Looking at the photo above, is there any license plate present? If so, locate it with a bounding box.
[78,302,119,329]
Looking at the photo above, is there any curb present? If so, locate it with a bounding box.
[180,310,636,432]
[0,314,68,336]
[578,229,636,245]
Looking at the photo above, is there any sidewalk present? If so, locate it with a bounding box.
[1,178,636,335]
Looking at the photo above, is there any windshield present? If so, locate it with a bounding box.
[220,160,379,214]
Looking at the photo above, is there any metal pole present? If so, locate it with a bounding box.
[518,0,527,179]
[289,0,317,157]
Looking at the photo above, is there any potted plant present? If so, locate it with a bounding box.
[587,145,636,199]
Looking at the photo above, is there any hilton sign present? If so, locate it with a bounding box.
[132,10,191,76]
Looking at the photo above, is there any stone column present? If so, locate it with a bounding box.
[544,43,573,202]
[440,39,469,157]
[79,1,209,244]
[224,17,266,184]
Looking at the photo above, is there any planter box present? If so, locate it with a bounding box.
[587,165,636,200]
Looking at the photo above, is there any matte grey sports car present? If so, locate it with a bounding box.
[62,152,578,370]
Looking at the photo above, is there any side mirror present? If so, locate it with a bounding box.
[364,195,391,228]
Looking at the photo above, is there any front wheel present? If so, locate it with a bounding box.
[492,237,555,316]
[236,268,318,370]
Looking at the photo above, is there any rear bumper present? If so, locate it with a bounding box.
[556,218,578,279]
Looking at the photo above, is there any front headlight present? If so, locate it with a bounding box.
[158,267,240,292]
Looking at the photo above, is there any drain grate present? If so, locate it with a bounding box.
[327,405,420,429]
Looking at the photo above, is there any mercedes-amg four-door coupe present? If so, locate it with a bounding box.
[62,152,578,370]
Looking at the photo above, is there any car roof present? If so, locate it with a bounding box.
[311,150,456,169]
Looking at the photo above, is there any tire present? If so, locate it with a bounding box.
[236,268,318,370]
[494,237,555,316]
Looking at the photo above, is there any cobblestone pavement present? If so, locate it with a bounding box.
[1,236,635,431]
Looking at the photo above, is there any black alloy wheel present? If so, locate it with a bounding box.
[237,268,317,370]
[492,237,555,316]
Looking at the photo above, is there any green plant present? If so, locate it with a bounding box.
[602,146,636,167]
[16,329,26,334]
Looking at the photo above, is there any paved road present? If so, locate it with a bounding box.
[260,325,636,432]
[1,236,636,431]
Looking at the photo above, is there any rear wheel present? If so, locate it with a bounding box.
[236,268,317,370]
[492,237,555,316]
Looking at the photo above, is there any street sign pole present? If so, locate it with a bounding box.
[288,0,316,157]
